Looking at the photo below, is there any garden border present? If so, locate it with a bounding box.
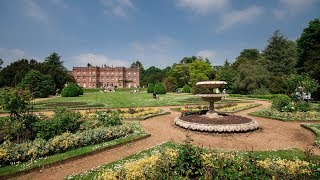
[0,126,151,179]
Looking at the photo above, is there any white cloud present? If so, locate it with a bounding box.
[176,0,229,14]
[131,36,180,68]
[23,0,49,24]
[217,6,263,32]
[0,48,42,67]
[196,50,216,60]
[100,0,135,17]
[274,0,317,20]
[70,53,128,67]
[50,0,68,9]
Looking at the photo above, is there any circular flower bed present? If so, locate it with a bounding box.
[174,114,259,133]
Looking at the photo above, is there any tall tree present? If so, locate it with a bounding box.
[167,63,190,87]
[179,56,197,64]
[215,60,237,93]
[142,66,166,85]
[43,52,73,91]
[296,18,320,99]
[232,49,260,69]
[18,70,55,98]
[189,60,213,85]
[0,59,43,87]
[263,30,298,76]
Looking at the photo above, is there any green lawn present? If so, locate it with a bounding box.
[35,91,198,109]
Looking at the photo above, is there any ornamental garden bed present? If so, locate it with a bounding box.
[66,141,320,180]
[0,108,150,178]
[250,108,320,121]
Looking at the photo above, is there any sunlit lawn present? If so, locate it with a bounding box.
[35,90,198,109]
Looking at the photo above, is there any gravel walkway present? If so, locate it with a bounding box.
[13,100,319,180]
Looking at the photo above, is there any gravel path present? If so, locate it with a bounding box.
[13,100,319,180]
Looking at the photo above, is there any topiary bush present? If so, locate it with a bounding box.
[154,83,167,94]
[272,94,292,111]
[182,84,191,93]
[61,83,83,97]
[147,83,155,93]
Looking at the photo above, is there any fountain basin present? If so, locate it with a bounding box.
[196,81,227,89]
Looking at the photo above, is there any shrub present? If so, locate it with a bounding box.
[147,83,155,93]
[272,94,291,111]
[33,108,81,140]
[0,125,133,166]
[94,111,123,127]
[154,83,167,94]
[61,83,83,97]
[295,101,311,112]
[182,84,191,93]
[251,88,270,95]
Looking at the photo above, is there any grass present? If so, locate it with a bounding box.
[301,123,320,146]
[250,108,320,121]
[229,94,281,100]
[66,141,318,180]
[35,91,196,109]
[0,123,150,178]
[125,110,171,120]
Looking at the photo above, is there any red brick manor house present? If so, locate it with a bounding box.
[72,64,140,88]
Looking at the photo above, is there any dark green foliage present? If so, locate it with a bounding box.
[272,94,292,111]
[0,87,31,118]
[295,101,311,112]
[263,30,298,76]
[182,84,191,93]
[94,111,123,127]
[141,66,166,86]
[232,48,260,69]
[147,83,155,93]
[33,108,81,140]
[175,136,203,178]
[284,74,320,96]
[61,83,83,97]
[18,69,55,98]
[154,83,166,94]
[163,76,178,92]
[43,52,75,91]
[0,59,44,88]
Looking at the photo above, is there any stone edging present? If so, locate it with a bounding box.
[174,117,259,133]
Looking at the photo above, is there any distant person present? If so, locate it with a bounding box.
[153,92,157,99]
[222,89,226,94]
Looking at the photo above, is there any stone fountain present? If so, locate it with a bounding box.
[196,81,228,118]
[174,81,259,133]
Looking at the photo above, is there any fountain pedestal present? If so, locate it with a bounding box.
[196,94,228,118]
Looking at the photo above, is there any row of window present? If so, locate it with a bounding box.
[76,76,136,80]
[76,71,137,75]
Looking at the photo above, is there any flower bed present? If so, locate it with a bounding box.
[0,123,149,177]
[67,142,320,179]
[301,124,320,146]
[250,108,320,121]
[171,103,260,113]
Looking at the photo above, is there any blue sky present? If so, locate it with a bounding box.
[0,0,319,70]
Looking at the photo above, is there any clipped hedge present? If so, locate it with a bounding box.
[147,83,155,93]
[61,83,83,97]
[0,125,133,166]
[154,83,166,94]
[182,84,191,93]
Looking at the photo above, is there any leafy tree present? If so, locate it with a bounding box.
[215,60,237,93]
[233,62,270,94]
[189,60,213,85]
[18,70,55,98]
[180,56,197,64]
[61,83,83,97]
[142,66,166,85]
[232,49,260,69]
[283,74,320,96]
[154,83,166,94]
[0,59,44,87]
[163,76,178,92]
[263,30,298,76]
[168,63,190,88]
[0,88,31,118]
[43,52,74,92]
[297,18,320,99]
